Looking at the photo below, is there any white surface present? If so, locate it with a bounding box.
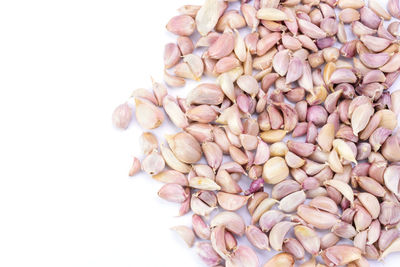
[0,0,399,266]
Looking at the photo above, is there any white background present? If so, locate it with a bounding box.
[0,0,398,266]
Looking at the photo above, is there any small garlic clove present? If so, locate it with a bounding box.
[329,68,357,84]
[287,140,316,157]
[245,225,270,251]
[367,219,381,245]
[283,238,305,260]
[272,49,290,76]
[286,57,304,84]
[331,221,357,239]
[263,252,294,267]
[142,150,165,175]
[227,245,259,267]
[171,225,196,247]
[262,157,289,184]
[112,102,132,130]
[369,0,391,20]
[380,238,400,260]
[382,133,400,162]
[216,11,246,32]
[151,78,168,106]
[251,198,278,224]
[208,31,235,59]
[297,204,339,229]
[163,96,189,129]
[247,191,269,216]
[360,7,380,29]
[195,242,222,266]
[164,69,186,88]
[217,192,250,211]
[166,15,195,36]
[357,192,380,219]
[167,132,202,164]
[298,19,327,39]
[192,214,211,240]
[309,196,338,214]
[324,179,354,205]
[128,157,141,177]
[256,8,289,21]
[189,177,221,191]
[195,0,220,36]
[210,225,229,260]
[360,35,392,53]
[379,228,400,251]
[384,165,400,196]
[322,245,362,266]
[278,190,306,213]
[186,123,214,143]
[356,176,386,197]
[152,170,188,186]
[211,211,245,236]
[359,52,391,69]
[256,32,281,57]
[237,75,259,96]
[158,183,188,203]
[285,151,305,168]
[160,144,191,173]
[294,225,320,255]
[388,0,400,19]
[216,169,241,194]
[259,210,286,232]
[164,43,181,69]
[269,221,297,251]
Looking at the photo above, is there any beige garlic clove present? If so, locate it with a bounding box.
[189,177,221,191]
[152,170,188,186]
[294,225,320,256]
[164,69,186,87]
[160,144,191,173]
[128,157,141,177]
[321,233,340,250]
[247,191,269,216]
[322,245,362,266]
[262,157,289,184]
[163,96,189,129]
[256,8,289,21]
[171,225,196,247]
[324,179,354,205]
[251,198,278,224]
[269,221,297,251]
[297,204,339,229]
[278,190,306,213]
[263,253,295,267]
[195,0,220,36]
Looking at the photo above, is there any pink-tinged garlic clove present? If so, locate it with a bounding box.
[112,102,133,130]
[166,15,195,36]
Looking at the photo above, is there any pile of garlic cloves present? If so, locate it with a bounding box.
[113,0,400,266]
